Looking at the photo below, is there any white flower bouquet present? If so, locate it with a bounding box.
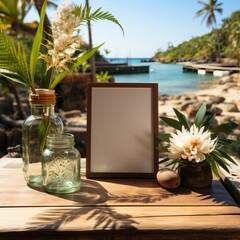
[159,104,239,177]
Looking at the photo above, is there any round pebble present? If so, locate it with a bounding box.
[156,168,181,189]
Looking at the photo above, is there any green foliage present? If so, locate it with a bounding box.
[0,0,123,91]
[96,71,112,83]
[173,108,190,130]
[160,116,182,131]
[153,10,240,63]
[194,103,206,127]
[195,0,223,27]
[74,6,124,35]
[0,0,58,33]
[30,0,47,91]
[0,28,33,90]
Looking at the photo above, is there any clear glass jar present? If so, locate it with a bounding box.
[42,133,81,194]
[22,89,63,186]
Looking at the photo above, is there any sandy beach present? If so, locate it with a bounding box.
[158,73,240,121]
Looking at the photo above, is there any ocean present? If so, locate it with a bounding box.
[107,58,217,96]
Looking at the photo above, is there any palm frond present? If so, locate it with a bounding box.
[74,6,124,34]
[0,69,29,87]
[0,28,33,90]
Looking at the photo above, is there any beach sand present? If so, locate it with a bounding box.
[158,73,240,122]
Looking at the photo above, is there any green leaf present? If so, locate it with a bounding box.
[206,155,220,178]
[75,6,124,35]
[49,43,103,89]
[158,133,171,142]
[210,151,230,173]
[38,117,50,153]
[160,116,182,131]
[173,108,190,130]
[216,149,237,165]
[158,145,169,152]
[158,157,170,164]
[90,7,124,35]
[0,28,33,89]
[218,138,240,148]
[201,114,215,131]
[213,122,238,135]
[30,0,47,86]
[194,103,206,127]
[0,70,29,87]
[40,33,53,88]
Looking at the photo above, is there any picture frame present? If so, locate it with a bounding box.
[86,83,159,178]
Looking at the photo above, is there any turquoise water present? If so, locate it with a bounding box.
[109,58,217,95]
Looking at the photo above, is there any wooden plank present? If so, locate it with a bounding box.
[1,206,240,232]
[1,158,240,240]
[0,168,236,207]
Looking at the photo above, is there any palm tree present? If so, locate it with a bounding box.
[0,0,57,35]
[195,0,223,62]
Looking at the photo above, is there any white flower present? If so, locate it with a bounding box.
[168,125,217,163]
[40,0,82,72]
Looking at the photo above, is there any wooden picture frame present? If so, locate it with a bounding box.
[86,83,159,178]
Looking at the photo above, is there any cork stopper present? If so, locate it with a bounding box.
[29,89,56,105]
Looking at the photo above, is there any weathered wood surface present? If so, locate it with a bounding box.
[0,158,240,240]
[220,160,240,206]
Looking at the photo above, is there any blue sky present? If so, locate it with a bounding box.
[25,0,240,58]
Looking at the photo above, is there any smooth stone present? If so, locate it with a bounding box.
[156,168,181,189]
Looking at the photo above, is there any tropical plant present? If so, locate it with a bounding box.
[0,0,123,93]
[222,11,240,66]
[96,71,112,83]
[195,0,223,62]
[0,0,57,34]
[158,104,239,178]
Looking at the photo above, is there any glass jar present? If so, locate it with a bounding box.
[22,89,63,186]
[42,133,81,194]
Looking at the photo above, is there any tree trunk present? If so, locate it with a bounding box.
[215,27,222,63]
[86,0,96,82]
[7,81,26,119]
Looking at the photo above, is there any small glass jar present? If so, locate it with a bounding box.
[42,133,81,194]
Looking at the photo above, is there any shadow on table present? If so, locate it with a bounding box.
[191,180,237,206]
[28,179,231,231]
[27,179,139,230]
[27,178,190,231]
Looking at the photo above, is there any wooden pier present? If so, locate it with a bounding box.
[96,62,149,74]
[183,63,240,75]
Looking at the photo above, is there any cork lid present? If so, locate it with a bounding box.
[29,89,56,104]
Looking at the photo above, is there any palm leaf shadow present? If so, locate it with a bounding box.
[190,180,237,205]
[28,205,138,231]
[27,179,191,231]
[27,179,138,230]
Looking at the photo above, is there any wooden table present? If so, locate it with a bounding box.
[1,158,240,240]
